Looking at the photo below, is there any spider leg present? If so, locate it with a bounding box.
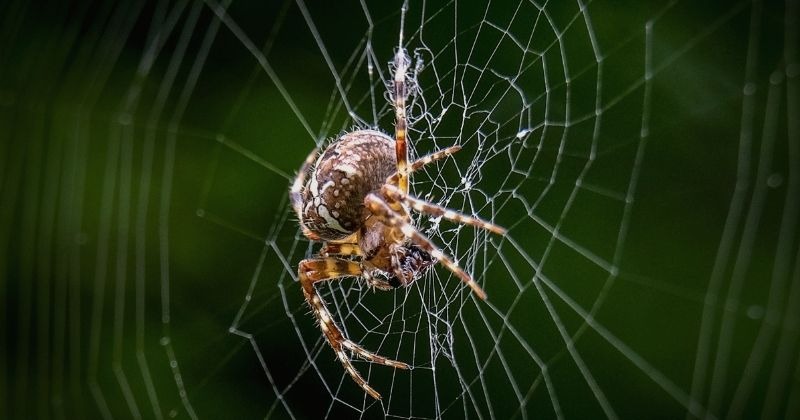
[319,244,393,290]
[393,50,411,194]
[363,271,394,291]
[298,257,410,400]
[386,146,462,185]
[364,194,488,300]
[290,148,322,241]
[321,242,362,257]
[382,184,506,235]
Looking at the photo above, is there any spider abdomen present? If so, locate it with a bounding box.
[301,130,396,240]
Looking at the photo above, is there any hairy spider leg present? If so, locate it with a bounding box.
[298,258,410,400]
[386,145,465,223]
[393,49,411,194]
[386,146,462,186]
[318,242,393,290]
[290,147,322,241]
[364,194,488,300]
[381,184,506,235]
[321,242,363,257]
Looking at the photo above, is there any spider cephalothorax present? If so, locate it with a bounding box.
[289,50,505,400]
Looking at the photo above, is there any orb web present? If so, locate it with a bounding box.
[1,0,797,419]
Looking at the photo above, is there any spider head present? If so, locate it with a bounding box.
[388,243,435,288]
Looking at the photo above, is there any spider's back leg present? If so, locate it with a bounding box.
[298,257,409,400]
[321,242,362,257]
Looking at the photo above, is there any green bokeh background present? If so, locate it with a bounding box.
[1,0,797,418]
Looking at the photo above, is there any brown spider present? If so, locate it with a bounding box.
[289,50,505,400]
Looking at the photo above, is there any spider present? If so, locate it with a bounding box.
[289,49,505,400]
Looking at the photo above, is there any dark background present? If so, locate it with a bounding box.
[1,0,797,418]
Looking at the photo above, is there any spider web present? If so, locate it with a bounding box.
[1,0,798,418]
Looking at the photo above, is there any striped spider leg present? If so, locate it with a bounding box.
[365,185,505,299]
[298,256,410,400]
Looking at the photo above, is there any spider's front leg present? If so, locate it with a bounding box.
[298,257,409,400]
[364,194,489,299]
